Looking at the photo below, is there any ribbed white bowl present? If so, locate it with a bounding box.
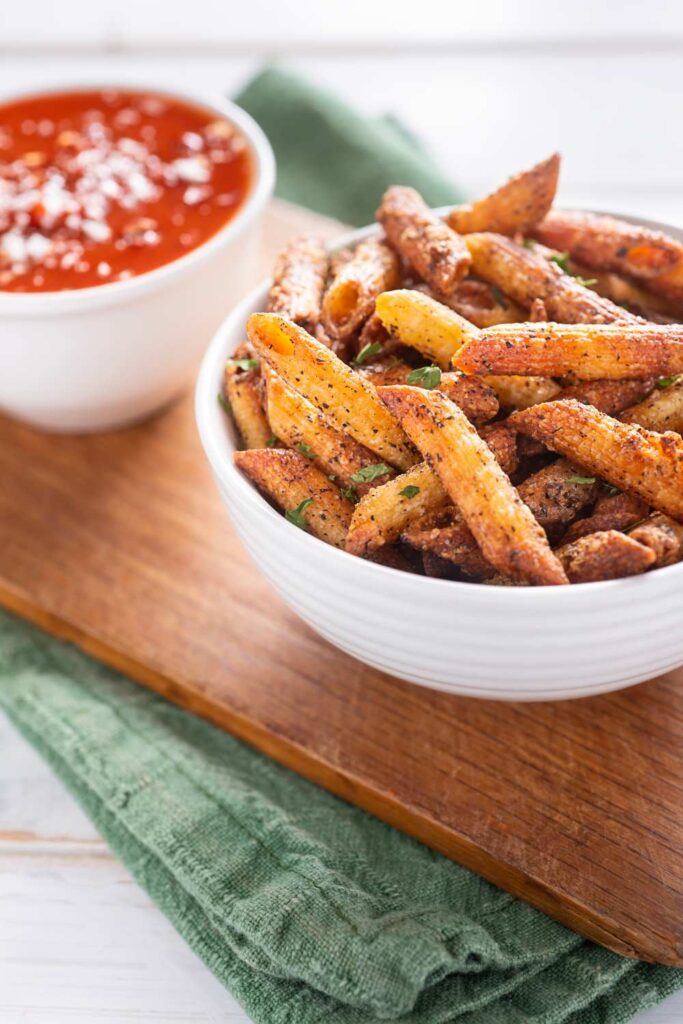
[195,216,683,701]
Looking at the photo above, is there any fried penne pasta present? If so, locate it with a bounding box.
[262,364,392,492]
[267,235,328,333]
[562,492,650,544]
[555,378,656,416]
[377,186,471,295]
[443,278,524,327]
[359,361,415,387]
[556,530,656,583]
[223,359,272,450]
[629,513,683,567]
[455,323,683,380]
[345,419,517,557]
[403,458,597,576]
[375,289,478,368]
[247,313,416,470]
[321,237,400,339]
[482,374,561,410]
[533,210,683,303]
[436,372,500,424]
[345,462,449,556]
[234,448,353,548]
[465,232,641,324]
[621,377,683,434]
[447,154,560,235]
[510,399,683,521]
[569,265,683,320]
[379,386,568,584]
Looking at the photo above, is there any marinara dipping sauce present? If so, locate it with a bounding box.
[0,89,253,292]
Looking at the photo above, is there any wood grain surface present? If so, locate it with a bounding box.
[1,200,683,968]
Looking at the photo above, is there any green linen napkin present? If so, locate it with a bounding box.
[1,67,682,1024]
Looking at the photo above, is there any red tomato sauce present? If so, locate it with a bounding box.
[0,89,253,292]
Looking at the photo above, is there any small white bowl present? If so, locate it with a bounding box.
[196,217,683,701]
[0,83,274,432]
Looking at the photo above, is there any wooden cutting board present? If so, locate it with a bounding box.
[2,199,683,968]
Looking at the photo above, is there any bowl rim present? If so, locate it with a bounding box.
[196,209,683,599]
[0,81,275,313]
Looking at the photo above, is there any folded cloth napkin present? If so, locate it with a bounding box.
[1,67,682,1024]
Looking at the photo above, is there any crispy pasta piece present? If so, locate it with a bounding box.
[465,232,642,324]
[379,386,568,584]
[447,154,560,235]
[403,458,597,576]
[375,288,478,368]
[436,372,500,424]
[267,235,328,333]
[455,323,683,380]
[345,462,449,556]
[223,357,272,451]
[344,422,516,557]
[629,513,683,567]
[510,399,683,521]
[482,374,561,410]
[555,378,656,416]
[247,313,416,470]
[377,186,471,295]
[556,530,655,583]
[262,364,393,492]
[436,278,525,327]
[321,237,400,340]
[562,492,650,544]
[533,210,683,304]
[234,448,353,548]
[621,377,683,434]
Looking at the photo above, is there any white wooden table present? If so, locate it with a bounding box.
[2,4,683,1018]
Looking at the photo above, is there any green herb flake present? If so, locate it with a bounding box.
[573,275,598,288]
[407,365,442,390]
[550,251,571,273]
[227,357,259,372]
[328,474,337,482]
[266,435,279,448]
[350,463,393,484]
[217,392,231,414]
[522,238,536,249]
[400,485,420,499]
[604,484,620,496]
[341,485,359,503]
[297,442,316,459]
[351,341,383,367]
[285,498,314,530]
[490,285,509,310]
[656,374,681,390]
[567,475,597,485]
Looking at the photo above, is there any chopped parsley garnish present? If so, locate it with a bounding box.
[522,238,536,249]
[567,475,597,485]
[656,374,681,390]
[217,392,231,413]
[341,485,359,503]
[227,356,259,372]
[490,285,509,310]
[573,275,597,288]
[351,341,383,367]
[328,474,337,482]
[550,251,571,273]
[350,463,392,484]
[407,365,442,389]
[400,485,420,499]
[604,484,620,496]
[266,435,279,447]
[297,442,316,459]
[285,498,313,530]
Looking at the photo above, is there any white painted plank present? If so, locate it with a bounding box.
[1,1,681,49]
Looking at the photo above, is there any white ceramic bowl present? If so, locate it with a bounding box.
[196,216,683,701]
[0,83,274,432]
